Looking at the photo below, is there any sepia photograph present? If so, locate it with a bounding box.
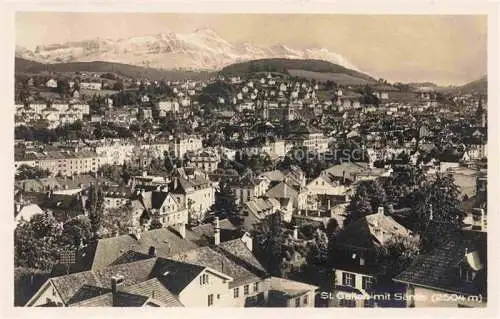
[10,7,492,310]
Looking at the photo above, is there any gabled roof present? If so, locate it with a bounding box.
[265,182,298,199]
[335,211,410,250]
[43,257,201,307]
[47,258,155,305]
[244,198,279,220]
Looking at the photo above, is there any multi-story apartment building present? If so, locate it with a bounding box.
[15,149,104,177]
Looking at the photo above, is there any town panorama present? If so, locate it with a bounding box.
[13,13,487,308]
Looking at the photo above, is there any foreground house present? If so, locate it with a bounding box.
[394,230,486,308]
[26,238,318,307]
[330,207,411,307]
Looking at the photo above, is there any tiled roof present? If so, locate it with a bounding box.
[245,198,277,219]
[169,244,262,289]
[189,219,238,239]
[46,257,202,307]
[91,228,199,270]
[394,231,486,296]
[265,182,298,199]
[218,239,268,275]
[120,278,183,307]
[335,212,410,250]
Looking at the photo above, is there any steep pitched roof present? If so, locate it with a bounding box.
[244,198,275,219]
[335,211,410,250]
[265,182,298,199]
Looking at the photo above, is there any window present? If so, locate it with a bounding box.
[217,294,220,300]
[362,276,374,290]
[244,285,249,295]
[208,294,214,306]
[303,294,308,305]
[234,288,239,298]
[342,273,355,287]
[200,274,209,285]
[253,282,259,292]
[295,297,300,307]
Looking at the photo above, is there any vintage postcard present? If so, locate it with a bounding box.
[3,0,497,316]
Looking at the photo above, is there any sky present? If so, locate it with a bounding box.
[16,13,487,86]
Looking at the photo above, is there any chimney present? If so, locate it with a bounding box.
[293,225,299,240]
[378,206,384,216]
[148,246,156,257]
[387,203,394,214]
[111,275,125,306]
[214,217,220,245]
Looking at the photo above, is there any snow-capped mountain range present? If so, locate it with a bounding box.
[16,28,361,72]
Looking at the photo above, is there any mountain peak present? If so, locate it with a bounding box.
[15,29,363,73]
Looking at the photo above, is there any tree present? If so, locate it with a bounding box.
[15,165,51,180]
[254,212,286,277]
[306,228,329,267]
[112,81,124,91]
[213,179,237,217]
[61,216,92,248]
[375,235,420,282]
[56,78,70,95]
[14,212,64,271]
[363,180,387,211]
[98,164,123,183]
[344,185,373,225]
[412,173,465,251]
[87,185,104,239]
